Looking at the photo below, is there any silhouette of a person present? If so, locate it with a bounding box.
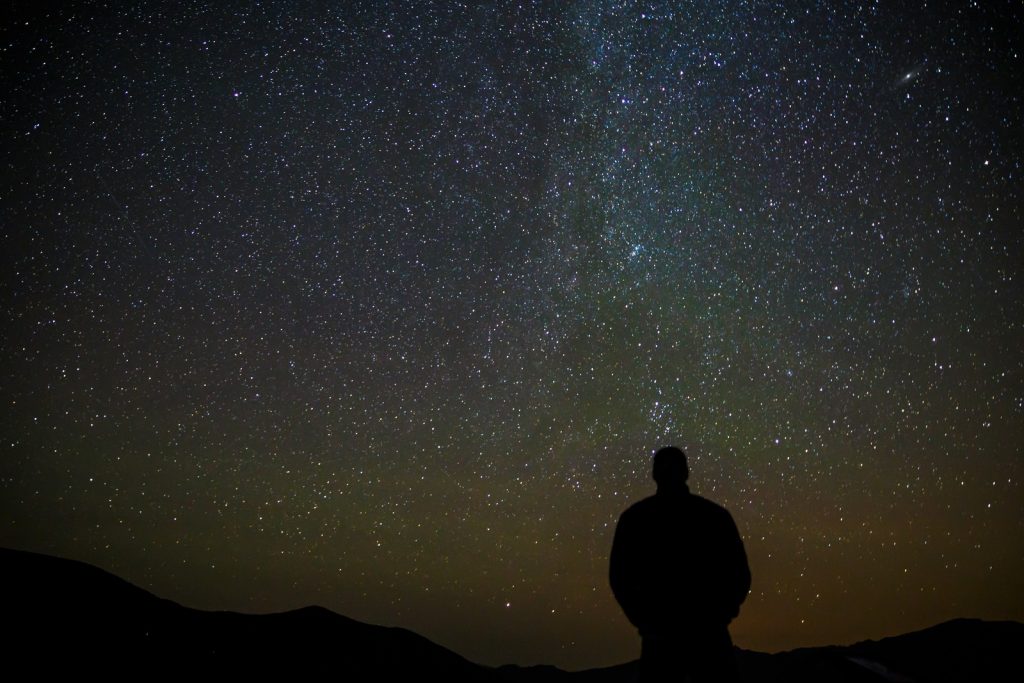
[610,446,751,682]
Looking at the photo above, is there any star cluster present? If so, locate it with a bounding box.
[2,0,1021,670]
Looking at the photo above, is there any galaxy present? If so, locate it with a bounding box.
[1,0,1021,670]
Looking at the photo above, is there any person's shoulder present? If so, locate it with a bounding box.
[688,493,734,519]
[620,494,659,518]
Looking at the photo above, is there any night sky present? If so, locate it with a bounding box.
[2,0,1022,670]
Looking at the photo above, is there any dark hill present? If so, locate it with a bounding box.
[732,618,1024,682]
[3,547,495,679]
[4,547,1021,681]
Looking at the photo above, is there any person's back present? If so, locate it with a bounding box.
[609,447,750,682]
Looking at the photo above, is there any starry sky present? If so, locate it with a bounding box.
[2,0,1022,670]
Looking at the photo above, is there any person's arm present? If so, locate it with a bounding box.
[609,511,643,628]
[727,511,751,616]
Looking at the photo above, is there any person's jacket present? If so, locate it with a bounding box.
[609,487,751,635]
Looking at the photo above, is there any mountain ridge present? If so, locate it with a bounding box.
[4,547,1020,681]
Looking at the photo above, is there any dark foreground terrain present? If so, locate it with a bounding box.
[4,547,1020,681]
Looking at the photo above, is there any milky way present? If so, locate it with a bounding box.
[2,1,1022,669]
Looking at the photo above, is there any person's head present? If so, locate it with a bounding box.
[652,446,689,488]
